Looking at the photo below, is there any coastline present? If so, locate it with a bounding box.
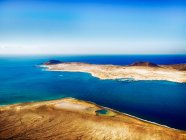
[43,62,186,83]
[0,98,186,140]
[0,97,184,131]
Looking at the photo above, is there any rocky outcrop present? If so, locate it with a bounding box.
[129,62,159,67]
[43,60,62,65]
[167,64,186,71]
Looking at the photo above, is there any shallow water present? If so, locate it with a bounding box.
[96,110,109,115]
[0,55,186,130]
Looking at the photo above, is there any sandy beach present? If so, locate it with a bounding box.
[0,98,186,140]
[43,62,186,83]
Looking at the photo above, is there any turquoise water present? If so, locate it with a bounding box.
[0,55,186,130]
[96,110,109,115]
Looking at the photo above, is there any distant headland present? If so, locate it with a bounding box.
[43,60,186,83]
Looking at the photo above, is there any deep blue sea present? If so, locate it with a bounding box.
[0,55,186,130]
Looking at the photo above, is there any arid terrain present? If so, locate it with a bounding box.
[0,98,186,140]
[43,61,186,83]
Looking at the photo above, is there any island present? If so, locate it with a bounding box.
[0,98,186,140]
[43,61,186,83]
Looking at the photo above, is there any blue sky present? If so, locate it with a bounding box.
[0,0,185,54]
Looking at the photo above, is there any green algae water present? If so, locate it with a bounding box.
[96,110,109,115]
[0,55,186,130]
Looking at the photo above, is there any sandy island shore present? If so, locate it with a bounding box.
[43,62,186,83]
[0,98,186,140]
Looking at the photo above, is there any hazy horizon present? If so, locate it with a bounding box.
[0,0,186,55]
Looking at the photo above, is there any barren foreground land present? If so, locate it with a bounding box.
[0,98,186,140]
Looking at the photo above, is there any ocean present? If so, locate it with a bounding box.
[0,55,186,130]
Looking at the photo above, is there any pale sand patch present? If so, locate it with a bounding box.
[55,101,90,111]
